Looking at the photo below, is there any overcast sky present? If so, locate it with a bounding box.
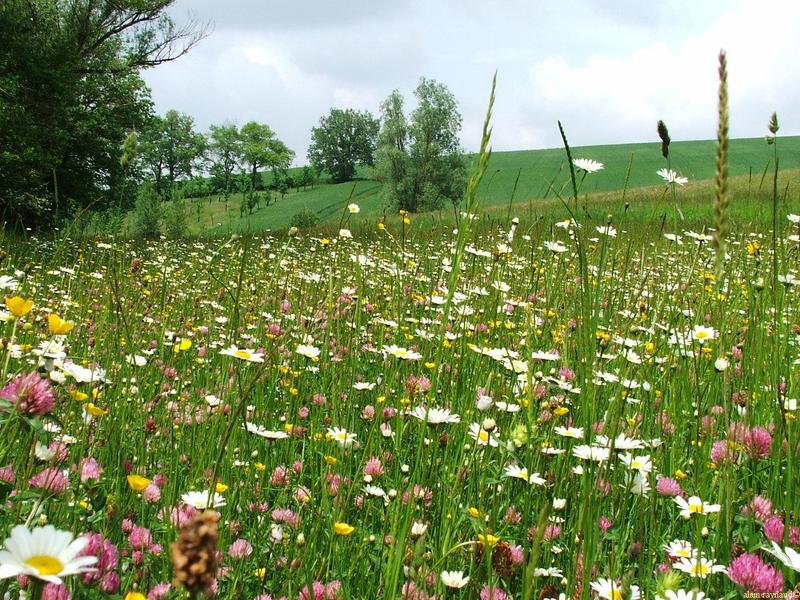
[142,0,799,165]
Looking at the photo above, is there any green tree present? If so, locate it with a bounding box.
[375,78,466,212]
[208,124,242,197]
[307,108,379,183]
[138,110,207,195]
[0,0,206,228]
[240,122,294,191]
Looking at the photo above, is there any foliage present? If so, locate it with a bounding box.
[289,208,320,229]
[132,182,162,239]
[138,110,207,194]
[208,124,243,196]
[240,122,294,191]
[164,199,189,238]
[0,0,206,229]
[375,78,467,212]
[307,108,379,183]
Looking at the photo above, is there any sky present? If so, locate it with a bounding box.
[142,0,800,166]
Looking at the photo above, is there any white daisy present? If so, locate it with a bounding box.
[573,158,604,173]
[327,427,357,447]
[468,423,499,447]
[0,525,97,584]
[409,406,460,424]
[181,491,227,509]
[673,496,721,518]
[589,578,640,600]
[673,556,726,578]
[440,570,470,588]
[220,345,264,363]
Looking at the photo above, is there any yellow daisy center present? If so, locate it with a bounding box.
[478,431,489,442]
[612,590,623,600]
[25,555,64,576]
[234,350,251,360]
[692,563,710,575]
[689,502,704,513]
[695,331,708,339]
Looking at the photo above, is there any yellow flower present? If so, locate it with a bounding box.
[477,533,500,547]
[255,567,267,579]
[47,313,75,335]
[173,338,192,353]
[468,507,480,518]
[69,389,89,402]
[5,296,33,317]
[334,522,355,536]
[215,482,229,493]
[378,222,386,231]
[320,238,331,246]
[553,406,569,416]
[85,403,108,417]
[747,240,761,256]
[254,463,266,472]
[127,474,150,492]
[403,217,411,225]
[674,469,688,480]
[324,455,338,466]
[124,593,147,600]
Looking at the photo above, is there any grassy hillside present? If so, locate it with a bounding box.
[179,135,800,235]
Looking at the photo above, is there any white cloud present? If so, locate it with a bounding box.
[143,0,800,163]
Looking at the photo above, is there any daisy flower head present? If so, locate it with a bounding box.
[691,325,716,344]
[664,539,696,560]
[554,426,584,439]
[327,427,357,448]
[468,422,499,447]
[181,490,227,509]
[440,570,469,588]
[296,344,321,360]
[572,445,611,462]
[244,422,289,440]
[764,541,800,573]
[674,495,720,518]
[504,464,546,486]
[220,345,264,363]
[382,345,422,361]
[673,556,726,578]
[0,525,97,584]
[619,454,653,474]
[657,168,689,186]
[590,578,640,600]
[410,405,460,424]
[544,240,568,253]
[656,591,707,600]
[573,158,604,173]
[347,203,360,214]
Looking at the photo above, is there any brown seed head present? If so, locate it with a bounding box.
[171,510,219,596]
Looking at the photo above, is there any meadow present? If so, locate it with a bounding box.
[176,135,800,236]
[3,124,800,599]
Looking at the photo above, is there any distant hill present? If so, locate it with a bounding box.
[178,136,799,235]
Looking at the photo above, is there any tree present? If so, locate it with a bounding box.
[138,110,207,195]
[240,122,294,191]
[0,0,207,228]
[307,108,379,183]
[208,124,242,197]
[375,78,466,212]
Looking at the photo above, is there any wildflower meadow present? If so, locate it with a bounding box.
[2,54,800,600]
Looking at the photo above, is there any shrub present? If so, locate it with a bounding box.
[132,183,162,239]
[289,209,319,230]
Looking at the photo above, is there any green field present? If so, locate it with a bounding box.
[178,136,800,236]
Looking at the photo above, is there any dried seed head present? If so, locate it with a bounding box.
[657,120,671,159]
[171,510,219,596]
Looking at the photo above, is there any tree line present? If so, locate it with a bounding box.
[0,0,467,231]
